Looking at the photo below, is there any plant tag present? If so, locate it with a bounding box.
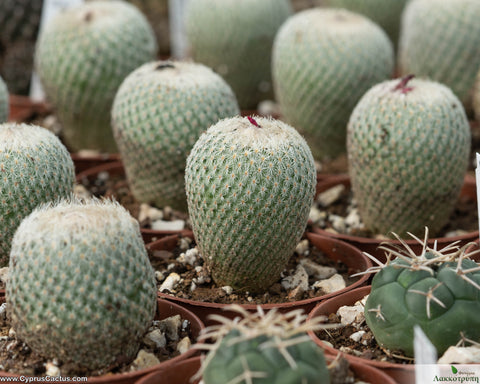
[169,0,190,59]
[414,325,439,383]
[477,153,480,242]
[30,0,85,101]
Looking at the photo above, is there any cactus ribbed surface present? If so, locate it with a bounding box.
[35,0,157,153]
[272,8,394,161]
[346,76,471,237]
[364,232,480,356]
[185,0,292,110]
[398,0,480,112]
[0,123,75,267]
[200,307,330,384]
[321,0,409,49]
[0,76,8,122]
[185,116,316,292]
[7,197,157,371]
[112,61,240,212]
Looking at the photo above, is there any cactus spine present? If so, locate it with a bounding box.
[185,0,292,110]
[34,0,157,153]
[7,197,157,371]
[347,76,470,237]
[0,123,75,267]
[112,60,240,212]
[272,8,394,160]
[398,0,480,112]
[199,306,330,384]
[185,116,316,292]
[364,230,480,356]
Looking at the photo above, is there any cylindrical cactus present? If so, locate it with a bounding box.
[185,116,316,292]
[346,76,471,237]
[112,60,240,212]
[34,0,158,153]
[398,0,480,113]
[0,76,8,122]
[0,122,75,267]
[185,0,292,110]
[272,8,394,161]
[364,231,480,356]
[199,307,330,384]
[7,197,157,371]
[321,0,410,50]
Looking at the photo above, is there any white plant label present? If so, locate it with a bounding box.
[30,0,85,101]
[414,325,439,383]
[477,152,480,243]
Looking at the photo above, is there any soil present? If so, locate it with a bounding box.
[315,294,415,366]
[148,235,360,305]
[0,300,195,378]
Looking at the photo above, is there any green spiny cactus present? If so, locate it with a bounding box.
[34,0,157,153]
[0,76,8,122]
[198,306,331,384]
[7,197,157,371]
[346,76,471,237]
[364,230,480,356]
[0,122,75,267]
[185,0,292,110]
[321,0,410,50]
[272,8,394,161]
[185,116,316,292]
[112,60,240,212]
[398,0,480,113]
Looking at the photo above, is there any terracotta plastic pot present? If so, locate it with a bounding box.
[146,231,372,327]
[135,352,398,384]
[75,161,193,243]
[8,94,51,123]
[0,297,205,384]
[312,173,479,263]
[71,152,122,174]
[307,285,414,384]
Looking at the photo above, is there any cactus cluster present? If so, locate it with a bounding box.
[185,116,316,292]
[364,229,480,356]
[112,60,240,212]
[34,0,157,153]
[272,7,394,160]
[0,122,75,267]
[347,76,471,237]
[198,306,331,384]
[7,197,157,371]
[185,0,292,110]
[398,0,480,113]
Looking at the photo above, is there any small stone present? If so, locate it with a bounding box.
[313,274,346,294]
[221,286,233,295]
[144,329,166,349]
[330,214,347,233]
[154,271,165,282]
[300,259,336,280]
[177,248,198,266]
[309,206,326,225]
[281,264,309,291]
[130,349,160,371]
[159,315,182,341]
[316,184,345,207]
[179,237,193,251]
[138,203,164,223]
[151,219,185,231]
[438,346,480,364]
[337,303,365,326]
[349,330,366,343]
[295,239,309,255]
[73,184,92,200]
[176,337,192,355]
[287,284,305,300]
[344,208,362,230]
[45,361,60,377]
[159,272,181,293]
[8,328,15,338]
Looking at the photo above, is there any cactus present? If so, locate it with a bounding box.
[0,0,43,95]
[0,76,8,122]
[6,197,157,371]
[185,0,292,110]
[198,306,331,384]
[346,76,471,237]
[0,122,75,267]
[363,229,480,356]
[34,0,157,153]
[321,0,409,50]
[272,8,394,161]
[112,60,240,212]
[185,116,316,292]
[398,0,480,113]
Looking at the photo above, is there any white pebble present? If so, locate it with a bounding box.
[155,270,165,282]
[159,272,181,293]
[330,215,347,233]
[309,206,326,225]
[144,329,166,349]
[221,286,233,295]
[316,184,345,207]
[300,259,336,280]
[313,274,346,294]
[138,203,164,223]
[45,362,60,377]
[344,208,362,230]
[295,239,309,255]
[177,248,198,266]
[439,346,480,364]
[349,330,366,343]
[337,304,365,326]
[130,350,160,371]
[281,265,309,291]
[176,337,192,354]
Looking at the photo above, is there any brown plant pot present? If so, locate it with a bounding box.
[0,297,205,384]
[71,152,122,174]
[8,94,51,123]
[312,173,479,262]
[307,285,414,384]
[135,352,398,384]
[146,231,372,327]
[75,161,193,244]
